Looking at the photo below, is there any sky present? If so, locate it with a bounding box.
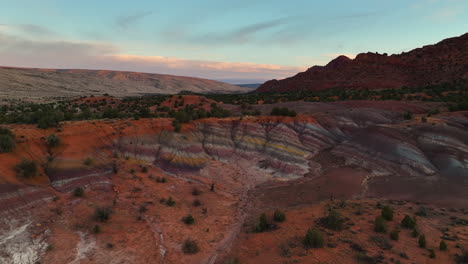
[0,0,467,84]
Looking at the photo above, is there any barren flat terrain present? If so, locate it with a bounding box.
[0,67,248,101]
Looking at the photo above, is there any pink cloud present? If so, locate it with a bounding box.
[0,31,302,81]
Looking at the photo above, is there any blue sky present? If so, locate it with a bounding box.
[0,0,467,83]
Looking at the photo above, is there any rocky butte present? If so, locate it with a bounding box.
[257,33,468,92]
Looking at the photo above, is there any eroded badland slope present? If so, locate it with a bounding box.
[1,102,467,264]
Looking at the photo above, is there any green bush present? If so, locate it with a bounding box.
[403,111,413,120]
[419,234,426,248]
[46,134,61,148]
[270,107,297,117]
[15,159,37,178]
[439,240,447,251]
[303,227,324,248]
[0,127,15,153]
[156,177,167,183]
[165,196,175,206]
[192,187,201,196]
[182,215,195,225]
[381,206,393,221]
[94,207,112,222]
[322,209,344,230]
[273,209,286,222]
[141,166,148,173]
[182,239,199,254]
[374,216,387,233]
[73,187,84,197]
[172,120,182,132]
[428,249,436,258]
[254,213,269,233]
[92,225,101,234]
[411,228,419,238]
[390,229,400,241]
[401,215,416,229]
[83,157,93,166]
[192,199,202,207]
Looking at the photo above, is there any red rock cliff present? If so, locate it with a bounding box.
[257,33,468,92]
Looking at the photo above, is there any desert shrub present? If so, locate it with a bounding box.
[403,111,413,120]
[112,163,118,174]
[419,234,426,248]
[156,177,167,183]
[416,207,428,217]
[428,249,436,258]
[73,187,84,197]
[273,209,286,222]
[303,227,324,248]
[350,243,365,253]
[356,252,376,264]
[15,159,37,178]
[94,207,112,222]
[192,199,202,207]
[83,157,93,166]
[141,166,148,173]
[191,187,201,196]
[390,229,400,241]
[0,127,15,153]
[254,213,269,233]
[270,107,297,117]
[182,239,199,254]
[411,228,419,238]
[439,240,447,251]
[381,206,393,221]
[46,134,61,148]
[37,114,60,129]
[374,216,387,233]
[401,215,416,229]
[321,209,344,230]
[371,236,392,250]
[92,225,101,233]
[182,215,195,225]
[139,204,148,213]
[165,196,175,206]
[172,120,182,132]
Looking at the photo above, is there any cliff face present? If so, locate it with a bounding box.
[257,33,468,92]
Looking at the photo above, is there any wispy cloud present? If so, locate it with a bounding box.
[115,11,153,30]
[412,0,465,22]
[193,17,291,44]
[429,6,463,21]
[163,11,381,47]
[0,23,56,37]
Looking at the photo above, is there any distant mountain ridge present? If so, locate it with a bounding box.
[236,83,262,89]
[257,33,468,93]
[0,67,249,100]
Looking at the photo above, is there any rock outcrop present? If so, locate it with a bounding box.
[257,33,468,92]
